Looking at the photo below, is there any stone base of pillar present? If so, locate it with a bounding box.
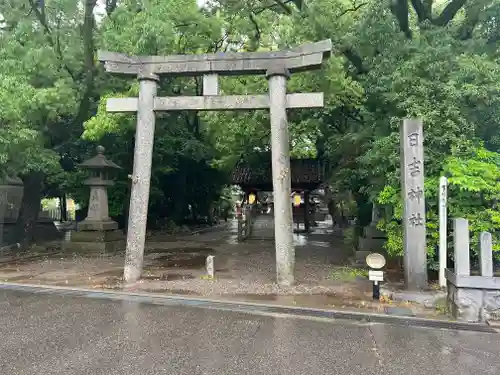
[77,219,118,231]
[65,229,124,255]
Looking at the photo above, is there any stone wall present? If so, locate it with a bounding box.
[445,218,499,323]
[447,283,500,322]
[1,178,61,246]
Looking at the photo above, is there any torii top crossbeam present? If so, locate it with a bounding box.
[97,40,332,76]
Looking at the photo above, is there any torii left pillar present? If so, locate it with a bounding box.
[124,72,159,283]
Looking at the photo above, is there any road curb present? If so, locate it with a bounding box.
[0,281,497,333]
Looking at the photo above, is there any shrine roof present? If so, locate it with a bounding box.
[231,158,326,189]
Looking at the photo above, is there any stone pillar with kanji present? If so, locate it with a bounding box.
[400,119,427,289]
[69,146,124,254]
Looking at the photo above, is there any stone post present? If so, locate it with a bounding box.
[479,232,493,277]
[453,218,470,276]
[124,72,159,283]
[400,119,427,289]
[0,186,6,247]
[267,64,294,286]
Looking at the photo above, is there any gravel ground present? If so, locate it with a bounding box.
[0,219,367,299]
[1,218,444,316]
[0,231,445,317]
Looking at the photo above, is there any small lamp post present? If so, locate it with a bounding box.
[77,145,121,231]
[366,253,386,300]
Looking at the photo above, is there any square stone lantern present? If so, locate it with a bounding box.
[69,146,124,254]
[0,176,24,246]
[355,203,388,263]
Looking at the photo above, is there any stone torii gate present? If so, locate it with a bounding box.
[97,40,332,286]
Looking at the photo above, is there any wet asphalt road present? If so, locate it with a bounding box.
[0,289,498,375]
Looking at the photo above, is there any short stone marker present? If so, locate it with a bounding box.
[206,255,215,278]
[479,232,493,278]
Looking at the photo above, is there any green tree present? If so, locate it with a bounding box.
[1,0,103,247]
[240,0,500,262]
[83,0,231,228]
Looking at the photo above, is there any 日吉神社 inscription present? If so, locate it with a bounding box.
[400,119,428,289]
[97,40,332,286]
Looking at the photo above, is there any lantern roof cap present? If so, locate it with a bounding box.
[78,146,121,170]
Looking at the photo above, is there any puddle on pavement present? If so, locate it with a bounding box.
[93,269,195,282]
[149,247,214,254]
[226,236,238,245]
[153,249,214,269]
[141,273,195,281]
[93,269,123,279]
[0,253,64,266]
[140,288,200,295]
[0,275,32,282]
[0,267,23,273]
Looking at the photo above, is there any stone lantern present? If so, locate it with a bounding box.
[355,203,387,263]
[0,176,24,222]
[69,146,124,254]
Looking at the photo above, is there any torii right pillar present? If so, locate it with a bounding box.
[267,64,295,286]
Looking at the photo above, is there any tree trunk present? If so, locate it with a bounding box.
[60,193,68,222]
[15,172,44,250]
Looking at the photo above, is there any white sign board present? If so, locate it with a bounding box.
[368,270,384,282]
[439,176,448,287]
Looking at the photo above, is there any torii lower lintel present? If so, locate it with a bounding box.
[106,93,324,112]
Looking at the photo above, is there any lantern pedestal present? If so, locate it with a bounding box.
[69,229,124,254]
[67,146,125,255]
